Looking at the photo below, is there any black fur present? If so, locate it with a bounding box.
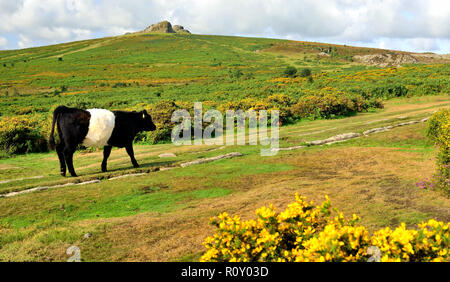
[49,106,156,177]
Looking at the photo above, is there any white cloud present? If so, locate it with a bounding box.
[0,0,448,53]
[18,34,33,49]
[411,38,439,51]
[0,36,7,49]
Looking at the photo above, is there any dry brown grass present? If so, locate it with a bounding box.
[384,100,450,113]
[0,164,19,170]
[49,144,449,262]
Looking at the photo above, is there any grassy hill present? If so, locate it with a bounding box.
[0,33,448,116]
[0,33,449,261]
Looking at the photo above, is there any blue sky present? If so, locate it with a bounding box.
[0,0,449,53]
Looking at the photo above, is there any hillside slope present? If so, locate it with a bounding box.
[0,33,448,118]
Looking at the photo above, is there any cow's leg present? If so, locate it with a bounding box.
[101,145,112,172]
[63,145,78,177]
[125,144,139,168]
[56,143,66,176]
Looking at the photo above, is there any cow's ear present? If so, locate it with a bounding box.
[143,109,148,114]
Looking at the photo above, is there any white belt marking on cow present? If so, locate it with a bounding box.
[82,109,115,148]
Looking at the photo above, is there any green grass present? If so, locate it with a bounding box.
[0,33,448,118]
[75,187,232,219]
[1,186,231,229]
[171,158,293,179]
[0,32,449,261]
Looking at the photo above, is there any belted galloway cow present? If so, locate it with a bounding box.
[49,106,156,177]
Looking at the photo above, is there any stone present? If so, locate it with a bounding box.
[353,53,418,67]
[308,133,361,146]
[173,25,191,34]
[159,152,177,158]
[180,152,243,168]
[1,180,101,198]
[143,21,175,33]
[108,173,147,181]
[141,21,191,34]
[160,167,177,171]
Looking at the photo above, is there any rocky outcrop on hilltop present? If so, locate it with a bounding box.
[143,21,175,33]
[353,53,418,67]
[173,25,191,34]
[141,21,190,34]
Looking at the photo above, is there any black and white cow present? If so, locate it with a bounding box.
[49,105,156,177]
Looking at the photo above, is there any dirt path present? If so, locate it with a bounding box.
[0,152,243,198]
[48,38,116,58]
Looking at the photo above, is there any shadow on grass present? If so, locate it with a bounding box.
[104,160,178,174]
[0,160,179,195]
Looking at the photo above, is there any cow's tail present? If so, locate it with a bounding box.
[49,106,67,150]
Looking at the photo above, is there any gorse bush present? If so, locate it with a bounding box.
[66,96,100,110]
[120,101,182,144]
[218,98,270,113]
[228,68,244,80]
[426,109,450,196]
[290,89,383,120]
[217,94,295,123]
[370,84,409,99]
[216,91,381,124]
[0,115,48,155]
[13,106,35,115]
[283,66,297,78]
[299,68,312,77]
[140,100,180,144]
[265,94,294,122]
[201,194,449,262]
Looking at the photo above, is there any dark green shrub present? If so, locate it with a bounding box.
[299,68,312,77]
[66,97,100,109]
[13,106,34,115]
[371,85,408,98]
[290,91,382,120]
[283,66,297,77]
[426,109,449,196]
[112,82,128,88]
[140,100,179,144]
[229,68,243,80]
[143,128,173,144]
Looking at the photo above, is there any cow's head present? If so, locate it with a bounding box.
[141,110,157,131]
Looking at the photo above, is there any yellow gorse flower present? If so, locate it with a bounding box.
[200,194,450,262]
